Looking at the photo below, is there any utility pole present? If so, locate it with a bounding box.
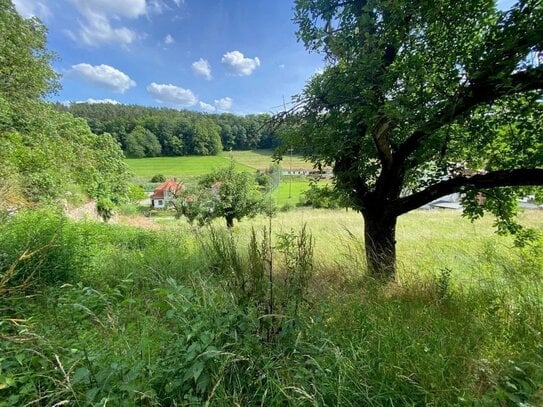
[288,146,293,199]
[283,95,293,200]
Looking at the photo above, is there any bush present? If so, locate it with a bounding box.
[280,201,295,212]
[254,170,270,189]
[150,174,166,183]
[127,184,147,202]
[118,203,141,216]
[299,182,345,209]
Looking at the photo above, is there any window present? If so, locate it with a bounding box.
[158,200,163,206]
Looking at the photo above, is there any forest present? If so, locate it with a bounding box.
[56,103,282,157]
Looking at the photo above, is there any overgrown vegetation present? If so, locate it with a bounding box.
[0,0,130,214]
[1,209,543,406]
[3,0,543,405]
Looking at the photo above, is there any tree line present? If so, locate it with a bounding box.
[56,103,283,158]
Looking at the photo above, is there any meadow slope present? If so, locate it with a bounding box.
[2,208,542,406]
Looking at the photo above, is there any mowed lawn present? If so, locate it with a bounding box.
[126,155,253,180]
[274,178,324,205]
[125,150,315,180]
[227,149,314,170]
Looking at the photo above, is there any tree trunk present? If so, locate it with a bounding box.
[225,214,234,228]
[363,211,398,280]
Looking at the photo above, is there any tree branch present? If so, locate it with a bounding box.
[371,117,394,167]
[391,168,543,216]
[395,66,543,164]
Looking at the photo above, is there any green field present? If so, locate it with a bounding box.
[125,150,315,180]
[226,149,314,170]
[152,206,543,278]
[126,150,320,203]
[273,178,319,205]
[125,155,253,180]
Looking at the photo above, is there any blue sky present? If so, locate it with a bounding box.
[12,0,324,115]
[13,0,515,115]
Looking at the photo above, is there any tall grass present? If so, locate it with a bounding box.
[1,208,542,406]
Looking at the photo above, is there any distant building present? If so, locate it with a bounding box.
[282,168,311,176]
[282,168,333,177]
[150,179,184,209]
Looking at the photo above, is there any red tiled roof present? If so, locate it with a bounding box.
[151,179,184,200]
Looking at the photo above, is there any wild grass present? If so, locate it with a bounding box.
[1,208,542,406]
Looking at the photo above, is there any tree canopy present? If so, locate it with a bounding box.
[0,1,130,212]
[171,163,266,228]
[57,103,283,157]
[286,0,543,278]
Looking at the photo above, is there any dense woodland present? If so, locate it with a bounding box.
[56,103,283,157]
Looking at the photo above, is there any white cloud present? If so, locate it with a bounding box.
[278,64,285,69]
[78,17,139,46]
[221,51,260,76]
[199,97,233,112]
[12,0,50,19]
[199,101,216,112]
[148,0,184,14]
[71,0,147,19]
[68,0,147,46]
[192,58,212,80]
[147,82,197,107]
[214,97,233,111]
[70,64,136,93]
[148,0,165,14]
[80,98,121,104]
[164,34,175,44]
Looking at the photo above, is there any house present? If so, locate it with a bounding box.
[150,179,184,209]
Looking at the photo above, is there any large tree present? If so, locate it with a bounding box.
[286,0,543,279]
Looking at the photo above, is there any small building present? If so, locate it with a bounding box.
[282,168,312,176]
[150,179,184,209]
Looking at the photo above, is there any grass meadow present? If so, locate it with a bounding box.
[226,149,314,171]
[273,178,313,206]
[2,208,543,406]
[125,155,253,181]
[125,149,314,181]
[155,208,543,282]
[125,150,319,205]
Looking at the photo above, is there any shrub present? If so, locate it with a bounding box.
[280,201,295,212]
[299,182,345,209]
[127,184,147,202]
[151,174,166,183]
